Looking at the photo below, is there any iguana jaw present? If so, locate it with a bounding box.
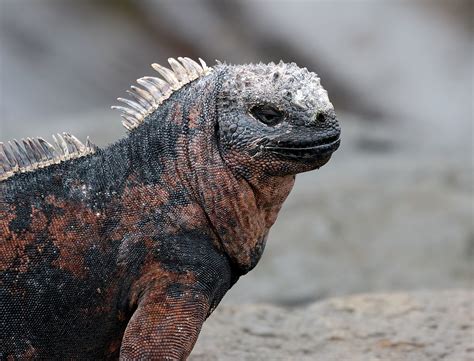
[262,131,341,166]
[263,133,340,161]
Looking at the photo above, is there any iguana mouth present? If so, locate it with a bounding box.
[264,134,340,160]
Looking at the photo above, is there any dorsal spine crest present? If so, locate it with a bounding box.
[112,57,212,130]
[1,57,211,181]
[0,134,96,181]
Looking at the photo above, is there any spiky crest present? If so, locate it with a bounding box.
[0,134,96,181]
[112,57,212,130]
[0,57,210,181]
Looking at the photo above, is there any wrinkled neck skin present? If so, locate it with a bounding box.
[105,75,295,275]
[208,169,295,274]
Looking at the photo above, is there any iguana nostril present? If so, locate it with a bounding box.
[316,112,326,123]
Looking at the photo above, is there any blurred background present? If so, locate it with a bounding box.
[0,0,472,306]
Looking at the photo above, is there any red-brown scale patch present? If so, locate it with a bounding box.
[191,144,296,270]
[0,204,48,274]
[110,181,171,242]
[126,258,189,307]
[120,260,208,360]
[187,103,202,129]
[7,344,37,360]
[162,202,208,235]
[45,195,104,278]
[170,103,183,126]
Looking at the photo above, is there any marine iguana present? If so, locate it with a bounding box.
[0,57,340,359]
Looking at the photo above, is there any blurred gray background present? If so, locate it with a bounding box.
[1,0,472,306]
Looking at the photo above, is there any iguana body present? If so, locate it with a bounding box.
[0,58,340,359]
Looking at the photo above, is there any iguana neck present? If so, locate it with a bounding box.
[198,167,295,274]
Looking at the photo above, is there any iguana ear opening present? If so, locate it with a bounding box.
[112,57,213,131]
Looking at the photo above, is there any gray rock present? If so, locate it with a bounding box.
[190,290,474,361]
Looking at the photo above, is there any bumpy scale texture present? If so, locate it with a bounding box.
[0,59,340,360]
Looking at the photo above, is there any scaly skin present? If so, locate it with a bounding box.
[0,61,340,359]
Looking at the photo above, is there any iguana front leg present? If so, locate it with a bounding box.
[119,282,210,360]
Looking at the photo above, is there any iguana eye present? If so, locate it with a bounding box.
[250,104,284,126]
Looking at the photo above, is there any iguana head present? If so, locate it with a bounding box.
[215,61,340,179]
[112,58,339,180]
[112,58,340,273]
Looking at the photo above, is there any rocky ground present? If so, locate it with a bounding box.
[191,290,474,361]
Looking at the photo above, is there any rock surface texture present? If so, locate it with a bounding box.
[190,290,474,361]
